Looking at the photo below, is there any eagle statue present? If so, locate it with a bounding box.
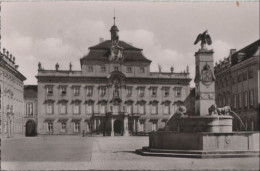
[194,30,212,49]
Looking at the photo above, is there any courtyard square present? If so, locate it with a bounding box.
[1,136,259,170]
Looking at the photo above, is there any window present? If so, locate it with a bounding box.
[233,95,237,109]
[74,122,80,133]
[61,122,66,133]
[88,66,93,72]
[126,105,132,114]
[47,122,53,133]
[60,102,67,114]
[100,86,106,96]
[126,87,132,96]
[138,87,145,97]
[163,88,170,97]
[140,67,145,73]
[243,71,248,81]
[244,92,248,108]
[114,67,119,71]
[100,104,106,114]
[249,68,253,78]
[175,87,182,97]
[152,122,157,131]
[127,67,132,73]
[249,90,254,106]
[151,88,157,97]
[139,104,145,114]
[239,93,242,108]
[73,102,80,114]
[163,104,170,114]
[46,102,54,114]
[151,104,158,115]
[140,121,145,132]
[86,86,93,96]
[73,86,80,96]
[46,86,53,95]
[101,66,106,73]
[86,104,93,114]
[112,105,119,114]
[26,102,33,115]
[60,86,67,95]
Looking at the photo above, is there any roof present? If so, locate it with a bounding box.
[89,40,142,50]
[80,40,151,63]
[231,39,260,66]
[24,85,38,98]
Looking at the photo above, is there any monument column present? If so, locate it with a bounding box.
[194,49,216,116]
[111,117,114,136]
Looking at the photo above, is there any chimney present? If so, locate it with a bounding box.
[10,54,13,61]
[170,66,174,73]
[99,38,104,43]
[3,48,6,55]
[15,65,19,70]
[230,49,236,55]
[13,56,16,63]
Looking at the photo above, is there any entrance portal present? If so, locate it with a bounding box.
[26,120,36,136]
[114,119,123,136]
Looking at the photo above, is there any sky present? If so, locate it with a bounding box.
[1,1,259,87]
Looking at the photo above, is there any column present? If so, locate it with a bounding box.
[93,119,96,131]
[137,119,140,134]
[123,116,129,136]
[111,117,114,136]
[133,119,136,135]
[86,122,89,132]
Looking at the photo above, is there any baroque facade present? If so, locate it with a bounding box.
[215,39,260,131]
[24,85,38,136]
[36,21,191,136]
[0,48,26,138]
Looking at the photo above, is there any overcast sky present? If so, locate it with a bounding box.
[2,1,259,87]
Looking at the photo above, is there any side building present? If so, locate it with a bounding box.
[0,48,26,138]
[36,21,192,136]
[215,39,260,131]
[24,85,38,136]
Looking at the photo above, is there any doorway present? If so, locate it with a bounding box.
[114,119,123,136]
[26,120,36,136]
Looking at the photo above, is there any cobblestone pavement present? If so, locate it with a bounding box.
[2,136,260,170]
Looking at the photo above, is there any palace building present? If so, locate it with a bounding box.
[215,39,260,131]
[0,48,26,138]
[36,19,191,136]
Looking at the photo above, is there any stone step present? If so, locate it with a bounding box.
[142,147,259,155]
[136,148,260,158]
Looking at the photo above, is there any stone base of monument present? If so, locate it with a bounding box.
[136,131,259,158]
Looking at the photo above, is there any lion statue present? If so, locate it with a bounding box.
[217,106,231,115]
[175,106,187,116]
[208,104,218,115]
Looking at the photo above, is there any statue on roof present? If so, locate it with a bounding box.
[194,30,212,50]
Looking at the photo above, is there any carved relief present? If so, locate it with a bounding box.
[198,92,215,100]
[200,63,215,87]
[109,41,124,62]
